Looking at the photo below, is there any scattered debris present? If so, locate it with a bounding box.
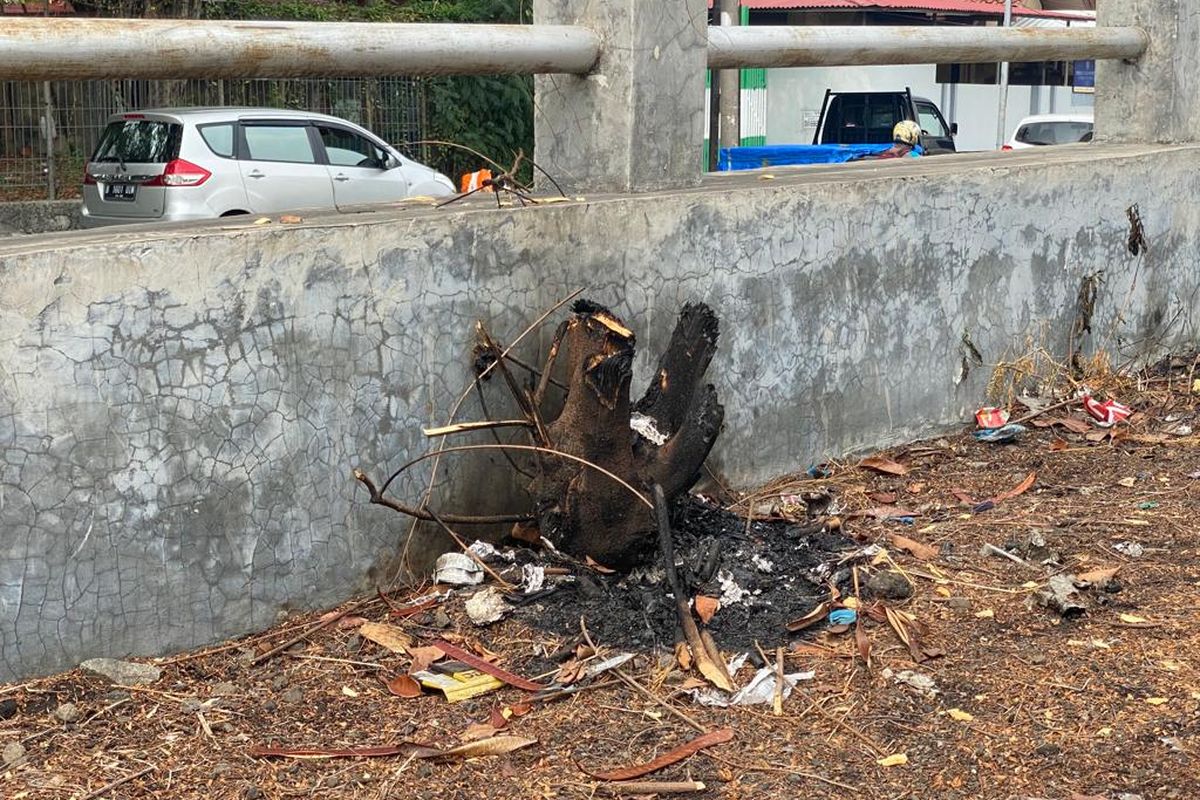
[866,570,913,600]
[877,753,909,767]
[885,668,939,698]
[859,455,909,476]
[79,658,161,686]
[1081,392,1132,427]
[975,407,1010,429]
[1034,574,1087,617]
[465,587,513,626]
[433,552,484,586]
[690,665,814,708]
[1114,540,1145,558]
[411,668,503,702]
[596,781,707,795]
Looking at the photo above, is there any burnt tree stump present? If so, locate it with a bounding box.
[531,300,724,568]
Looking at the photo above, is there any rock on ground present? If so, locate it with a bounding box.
[79,658,162,686]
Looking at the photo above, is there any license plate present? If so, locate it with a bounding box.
[104,183,137,201]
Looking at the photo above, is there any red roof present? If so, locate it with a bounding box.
[743,0,1090,18]
[1,0,74,13]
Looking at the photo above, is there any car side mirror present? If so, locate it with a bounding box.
[950,122,959,135]
[384,155,402,170]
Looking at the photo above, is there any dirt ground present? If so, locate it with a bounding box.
[2,360,1199,800]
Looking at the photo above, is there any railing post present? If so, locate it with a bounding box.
[1096,2,1198,144]
[533,0,708,193]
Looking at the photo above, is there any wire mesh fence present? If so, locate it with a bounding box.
[0,77,426,201]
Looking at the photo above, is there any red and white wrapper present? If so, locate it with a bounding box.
[1082,394,1132,427]
[975,407,1010,429]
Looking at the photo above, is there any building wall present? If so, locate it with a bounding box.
[0,143,1195,680]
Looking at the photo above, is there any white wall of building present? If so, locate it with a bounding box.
[765,64,1095,151]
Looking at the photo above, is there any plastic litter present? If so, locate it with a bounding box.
[629,412,668,446]
[411,667,503,702]
[806,464,831,479]
[465,587,512,625]
[1081,392,1132,427]
[1114,540,1144,558]
[975,407,1010,429]
[433,552,483,586]
[690,665,814,707]
[973,424,1027,443]
[1034,573,1086,617]
[828,608,858,626]
[521,564,546,594]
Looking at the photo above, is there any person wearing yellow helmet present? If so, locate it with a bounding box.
[872,119,924,159]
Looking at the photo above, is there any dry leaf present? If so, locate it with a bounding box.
[859,456,909,476]
[1118,477,1136,487]
[877,753,908,767]
[906,482,926,494]
[993,472,1036,504]
[1145,697,1169,706]
[855,623,871,667]
[435,736,537,760]
[408,645,445,674]
[385,674,422,698]
[1050,438,1069,452]
[1077,567,1119,584]
[1119,613,1149,624]
[974,609,995,619]
[694,595,720,624]
[585,556,616,574]
[785,602,830,632]
[580,729,734,781]
[889,533,939,561]
[252,216,271,225]
[341,686,359,698]
[950,489,977,505]
[935,586,952,597]
[869,491,898,504]
[461,722,501,741]
[359,622,413,655]
[947,708,974,722]
[279,214,303,224]
[335,616,369,629]
[674,641,693,670]
[489,705,512,730]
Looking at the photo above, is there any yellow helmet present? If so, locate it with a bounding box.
[893,120,921,146]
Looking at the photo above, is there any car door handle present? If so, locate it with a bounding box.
[247,170,265,179]
[333,173,350,182]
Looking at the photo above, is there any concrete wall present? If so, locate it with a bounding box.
[1,143,1197,680]
[0,200,81,236]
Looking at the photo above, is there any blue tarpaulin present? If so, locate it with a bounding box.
[718,143,892,171]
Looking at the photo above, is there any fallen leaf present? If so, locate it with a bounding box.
[335,616,369,629]
[1091,639,1112,649]
[859,456,909,476]
[434,736,537,760]
[855,623,871,667]
[252,216,271,225]
[341,686,359,698]
[585,556,616,574]
[1159,660,1183,672]
[869,491,898,504]
[889,533,939,561]
[385,674,422,698]
[489,705,512,730]
[1076,567,1119,584]
[935,586,952,597]
[974,609,995,619]
[674,641,693,670]
[947,708,974,722]
[906,482,926,494]
[785,602,830,632]
[993,472,1036,504]
[1145,697,1169,706]
[359,622,413,655]
[1050,438,1069,452]
[950,489,977,505]
[694,595,720,624]
[1118,476,1137,488]
[408,645,445,673]
[860,506,920,520]
[579,729,734,781]
[1086,431,1112,442]
[461,722,501,741]
[1119,613,1149,624]
[510,521,541,544]
[877,753,908,767]
[278,214,303,224]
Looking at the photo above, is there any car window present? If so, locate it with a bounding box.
[1015,121,1094,145]
[92,119,181,164]
[199,123,235,158]
[243,125,317,163]
[317,126,388,168]
[916,104,949,138]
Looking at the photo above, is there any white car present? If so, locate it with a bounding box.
[1002,112,1094,150]
[82,107,455,227]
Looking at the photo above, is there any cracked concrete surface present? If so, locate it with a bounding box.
[1,144,1198,680]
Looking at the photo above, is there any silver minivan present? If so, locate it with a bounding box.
[82,107,455,227]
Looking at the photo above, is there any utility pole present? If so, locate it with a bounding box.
[717,0,740,150]
[995,0,1013,148]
